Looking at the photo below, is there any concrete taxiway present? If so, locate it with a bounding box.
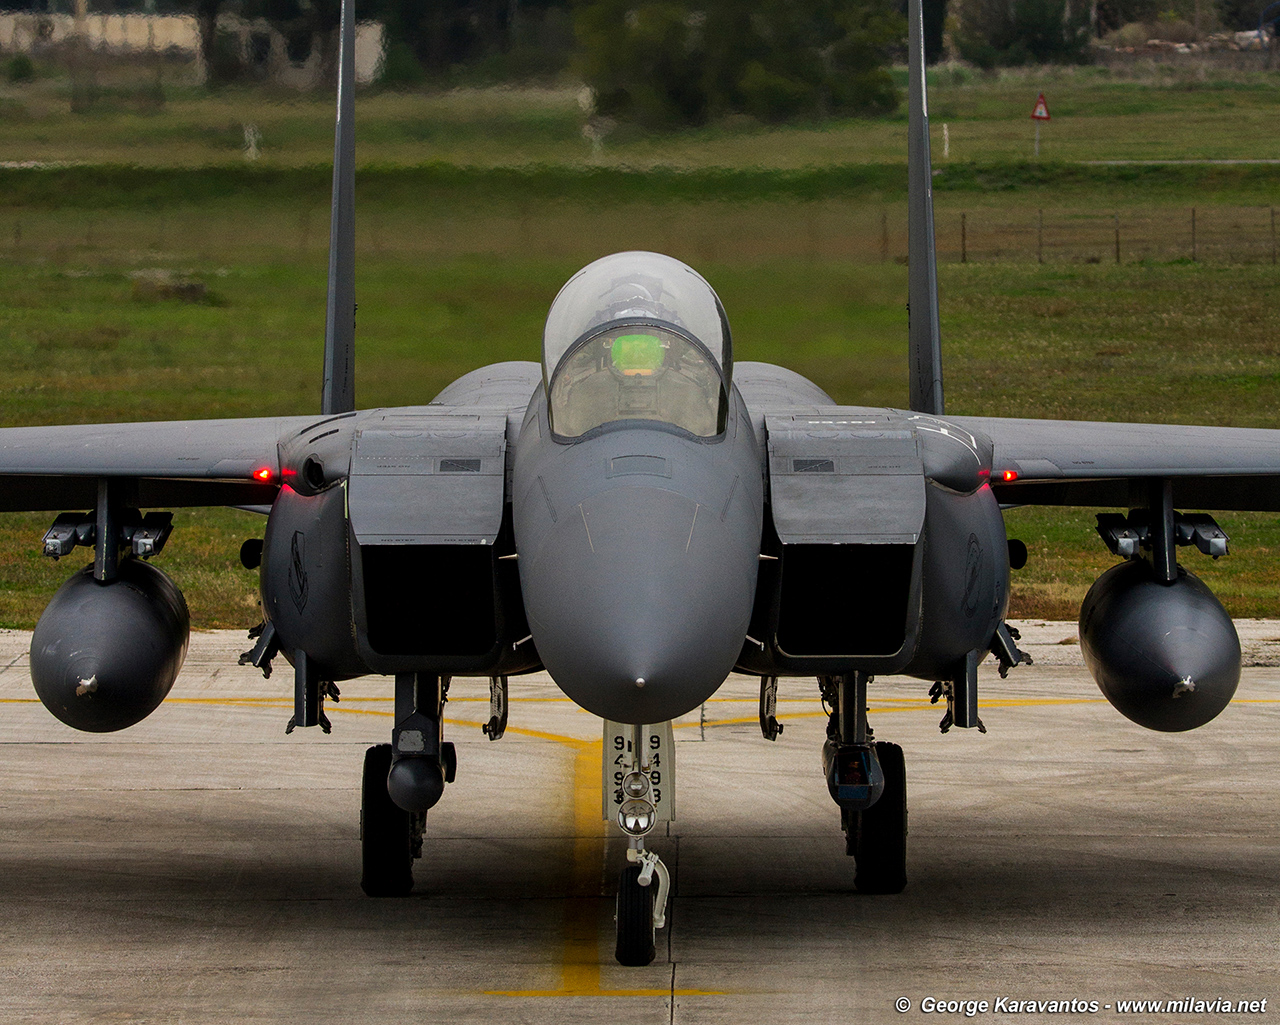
[1,622,1278,1023]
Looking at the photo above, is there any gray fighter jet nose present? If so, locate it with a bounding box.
[522,484,758,724]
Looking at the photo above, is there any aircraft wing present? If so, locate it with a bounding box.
[735,364,1280,514]
[0,415,318,512]
[948,415,1280,511]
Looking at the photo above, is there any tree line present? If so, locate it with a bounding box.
[6,0,1277,124]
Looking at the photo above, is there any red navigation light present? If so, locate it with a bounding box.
[253,467,273,482]
[1002,470,1019,482]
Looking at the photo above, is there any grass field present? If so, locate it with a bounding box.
[6,64,1280,168]
[2,72,1280,632]
[4,243,1280,628]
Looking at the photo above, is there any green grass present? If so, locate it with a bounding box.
[0,255,909,426]
[7,66,1280,169]
[4,232,1280,625]
[943,261,1280,426]
[0,507,266,634]
[1001,506,1280,621]
[3,71,1280,628]
[0,245,914,628]
[8,161,1280,210]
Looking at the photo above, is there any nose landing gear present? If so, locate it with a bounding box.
[615,862,655,967]
[607,721,674,966]
[615,846,671,966]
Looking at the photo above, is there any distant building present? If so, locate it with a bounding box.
[0,10,385,86]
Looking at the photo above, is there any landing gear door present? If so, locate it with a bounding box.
[603,720,675,823]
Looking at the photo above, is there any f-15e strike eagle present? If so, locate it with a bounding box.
[3,0,1277,968]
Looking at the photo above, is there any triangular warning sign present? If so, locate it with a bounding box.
[1031,92,1050,120]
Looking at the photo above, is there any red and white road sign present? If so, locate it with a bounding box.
[1031,93,1050,120]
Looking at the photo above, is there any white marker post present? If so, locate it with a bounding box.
[1031,92,1050,157]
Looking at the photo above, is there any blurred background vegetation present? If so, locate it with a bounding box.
[4,1,1280,629]
[4,0,1280,116]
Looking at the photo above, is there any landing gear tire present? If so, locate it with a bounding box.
[615,864,656,966]
[849,741,907,895]
[360,743,416,897]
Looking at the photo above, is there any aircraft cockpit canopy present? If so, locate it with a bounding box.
[543,252,732,440]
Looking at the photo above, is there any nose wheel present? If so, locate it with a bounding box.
[606,721,675,966]
[615,862,656,966]
[615,846,671,965]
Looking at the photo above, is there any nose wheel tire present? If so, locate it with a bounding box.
[846,741,907,895]
[614,864,656,966]
[360,743,417,897]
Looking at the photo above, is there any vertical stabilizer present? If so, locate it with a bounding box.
[321,0,356,415]
[907,0,944,416]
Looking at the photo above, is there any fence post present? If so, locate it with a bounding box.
[961,212,967,264]
[1114,213,1120,265]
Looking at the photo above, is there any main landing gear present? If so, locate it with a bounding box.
[360,672,455,897]
[360,743,424,896]
[841,742,907,894]
[610,723,672,966]
[817,673,908,894]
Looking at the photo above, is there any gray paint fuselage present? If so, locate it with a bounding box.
[513,384,764,724]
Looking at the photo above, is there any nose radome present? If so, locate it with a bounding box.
[522,484,757,724]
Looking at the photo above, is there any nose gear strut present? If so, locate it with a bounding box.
[608,721,673,966]
[627,845,671,928]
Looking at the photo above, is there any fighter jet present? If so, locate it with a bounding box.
[2,0,1278,968]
